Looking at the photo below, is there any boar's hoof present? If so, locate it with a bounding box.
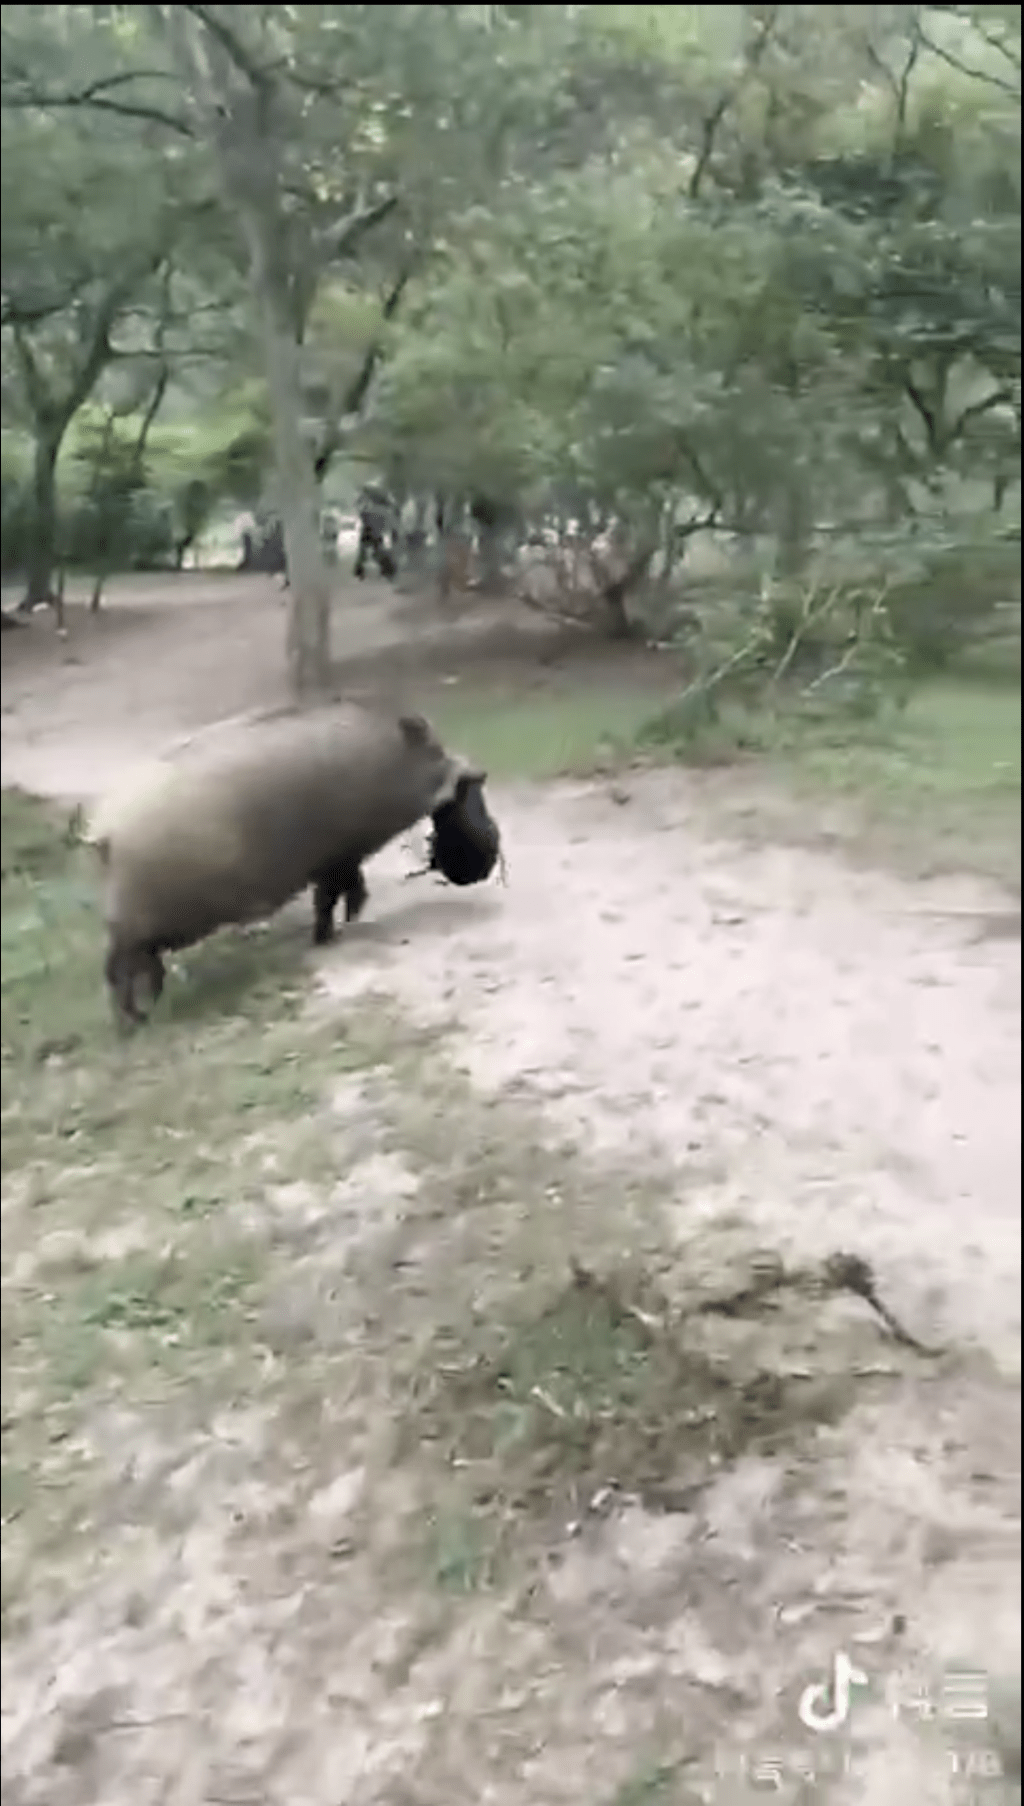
[312,863,368,945]
[105,943,165,1030]
[312,908,336,947]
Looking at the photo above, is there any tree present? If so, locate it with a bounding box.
[0,6,221,608]
[148,3,660,691]
[4,3,1016,685]
[4,4,748,676]
[1,139,164,606]
[355,5,1018,640]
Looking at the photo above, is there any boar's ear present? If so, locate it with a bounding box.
[455,770,487,801]
[398,713,434,749]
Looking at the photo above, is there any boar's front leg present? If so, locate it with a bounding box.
[312,861,368,945]
[104,940,165,1030]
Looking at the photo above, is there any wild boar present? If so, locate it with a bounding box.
[85,703,482,1027]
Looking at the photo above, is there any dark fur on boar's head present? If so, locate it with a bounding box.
[428,774,501,887]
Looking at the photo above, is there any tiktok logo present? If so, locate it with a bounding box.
[798,1650,870,1732]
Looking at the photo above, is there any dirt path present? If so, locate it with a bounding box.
[2,583,1020,1804]
[320,786,1021,1798]
[0,572,570,800]
[340,777,1020,1368]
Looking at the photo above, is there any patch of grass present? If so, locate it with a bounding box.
[607,1760,687,1806]
[1,797,110,1067]
[411,1262,856,1525]
[429,680,668,781]
[331,1058,885,1586]
[0,789,411,1609]
[426,659,1018,883]
[424,1505,498,1595]
[635,672,1020,883]
[772,678,1021,885]
[2,893,311,1074]
[0,787,83,881]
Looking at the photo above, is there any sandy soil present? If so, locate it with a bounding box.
[2,576,1020,1804]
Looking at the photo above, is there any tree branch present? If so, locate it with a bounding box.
[65,260,167,424]
[10,326,52,425]
[674,433,725,517]
[949,385,1018,443]
[313,265,413,481]
[1,67,192,135]
[688,91,733,203]
[183,4,273,91]
[904,376,940,453]
[673,503,723,544]
[2,279,91,329]
[130,351,172,477]
[917,24,1021,96]
[316,193,401,264]
[865,11,923,146]
[688,6,779,200]
[972,19,1021,73]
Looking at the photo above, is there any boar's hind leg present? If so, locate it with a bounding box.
[312,861,368,945]
[105,942,165,1029]
[344,865,369,922]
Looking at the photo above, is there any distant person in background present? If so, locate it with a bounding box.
[354,484,398,580]
[238,515,288,585]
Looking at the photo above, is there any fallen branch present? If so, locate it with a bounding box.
[698,1247,944,1356]
[821,1252,944,1355]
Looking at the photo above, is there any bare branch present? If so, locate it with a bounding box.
[2,281,90,329]
[1,65,192,135]
[917,23,1021,96]
[2,66,176,101]
[123,269,176,467]
[674,434,725,518]
[864,10,923,145]
[316,194,401,265]
[313,265,413,481]
[673,504,723,543]
[972,19,1021,72]
[8,252,170,440]
[903,376,940,453]
[10,326,50,423]
[949,385,1018,442]
[688,6,779,201]
[688,91,733,204]
[183,4,273,91]
[67,259,168,422]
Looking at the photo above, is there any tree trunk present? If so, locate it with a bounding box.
[158,10,332,701]
[476,521,505,595]
[777,481,810,578]
[243,224,332,699]
[21,430,62,610]
[402,497,429,577]
[602,581,633,639]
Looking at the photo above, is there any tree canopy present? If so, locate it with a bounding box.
[2,3,1019,688]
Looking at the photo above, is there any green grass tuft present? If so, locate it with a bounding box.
[429,681,664,780]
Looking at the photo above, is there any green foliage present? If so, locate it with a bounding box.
[1,443,33,576]
[0,6,257,590]
[1,379,272,576]
[1,2,1020,700]
[640,572,912,758]
[877,528,1021,670]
